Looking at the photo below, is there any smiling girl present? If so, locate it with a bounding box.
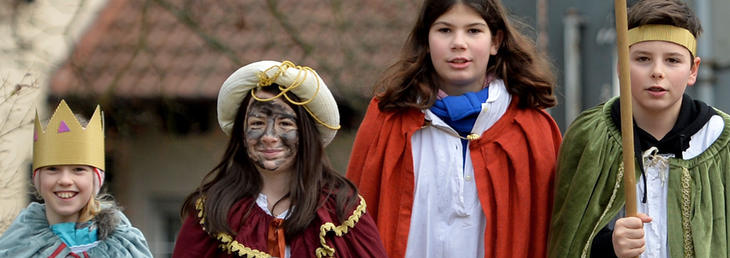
[172,61,386,258]
[346,0,562,257]
[0,100,152,257]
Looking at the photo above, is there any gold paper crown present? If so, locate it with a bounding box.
[33,100,105,171]
[628,24,697,56]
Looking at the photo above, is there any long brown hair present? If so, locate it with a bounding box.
[376,0,556,111]
[180,86,358,239]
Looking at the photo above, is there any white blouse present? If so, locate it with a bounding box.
[256,193,291,258]
[636,114,724,258]
[406,79,511,258]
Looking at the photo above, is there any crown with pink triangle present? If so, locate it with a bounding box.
[32,100,105,171]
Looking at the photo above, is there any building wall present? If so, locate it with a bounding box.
[545,0,617,129]
[703,0,730,112]
[110,129,226,257]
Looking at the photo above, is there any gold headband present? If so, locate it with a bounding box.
[627,24,696,56]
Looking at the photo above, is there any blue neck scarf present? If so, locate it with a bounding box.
[430,87,489,136]
[50,221,98,248]
[429,87,489,160]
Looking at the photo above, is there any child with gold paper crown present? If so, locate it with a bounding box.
[548,0,730,257]
[0,101,152,257]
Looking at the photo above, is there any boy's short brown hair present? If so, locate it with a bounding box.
[628,0,702,38]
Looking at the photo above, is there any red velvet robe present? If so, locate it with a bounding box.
[172,193,386,258]
[346,97,562,258]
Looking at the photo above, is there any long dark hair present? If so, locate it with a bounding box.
[180,86,358,239]
[376,0,556,111]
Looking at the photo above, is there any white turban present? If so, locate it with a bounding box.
[217,60,340,146]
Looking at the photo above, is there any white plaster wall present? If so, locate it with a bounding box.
[115,130,227,257]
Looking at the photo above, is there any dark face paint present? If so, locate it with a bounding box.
[244,97,298,173]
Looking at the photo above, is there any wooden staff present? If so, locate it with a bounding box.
[614,0,637,219]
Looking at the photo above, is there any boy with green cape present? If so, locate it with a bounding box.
[549,0,730,257]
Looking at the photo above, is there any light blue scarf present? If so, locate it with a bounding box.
[50,222,98,248]
[0,202,153,257]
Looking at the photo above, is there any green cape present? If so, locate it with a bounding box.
[548,97,730,258]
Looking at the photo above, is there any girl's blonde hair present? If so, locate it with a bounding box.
[78,195,102,223]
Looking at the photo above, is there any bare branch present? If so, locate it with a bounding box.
[0,72,38,234]
[265,0,314,58]
[99,0,153,103]
[151,0,243,66]
[63,0,90,36]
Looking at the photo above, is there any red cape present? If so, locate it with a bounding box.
[172,194,386,258]
[346,97,562,258]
